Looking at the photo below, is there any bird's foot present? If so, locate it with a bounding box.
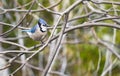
[40,41,45,47]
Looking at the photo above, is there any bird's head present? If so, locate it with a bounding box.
[38,18,49,32]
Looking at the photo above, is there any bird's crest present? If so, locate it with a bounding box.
[38,18,48,26]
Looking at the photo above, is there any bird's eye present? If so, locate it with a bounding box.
[43,24,46,26]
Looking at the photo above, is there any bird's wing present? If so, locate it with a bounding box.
[30,25,38,33]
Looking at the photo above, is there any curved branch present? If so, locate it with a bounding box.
[0,38,28,50]
[91,0,120,5]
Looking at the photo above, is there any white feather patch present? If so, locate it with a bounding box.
[41,24,47,32]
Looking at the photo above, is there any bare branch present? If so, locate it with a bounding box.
[0,0,35,36]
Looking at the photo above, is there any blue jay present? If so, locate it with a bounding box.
[22,18,48,41]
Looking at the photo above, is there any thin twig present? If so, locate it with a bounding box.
[0,38,28,50]
[0,0,35,36]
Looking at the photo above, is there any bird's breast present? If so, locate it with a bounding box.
[30,29,47,41]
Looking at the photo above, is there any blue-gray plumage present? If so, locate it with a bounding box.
[22,18,48,41]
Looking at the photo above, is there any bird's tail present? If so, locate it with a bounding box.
[22,29,31,32]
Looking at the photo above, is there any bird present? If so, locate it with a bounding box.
[22,18,48,42]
